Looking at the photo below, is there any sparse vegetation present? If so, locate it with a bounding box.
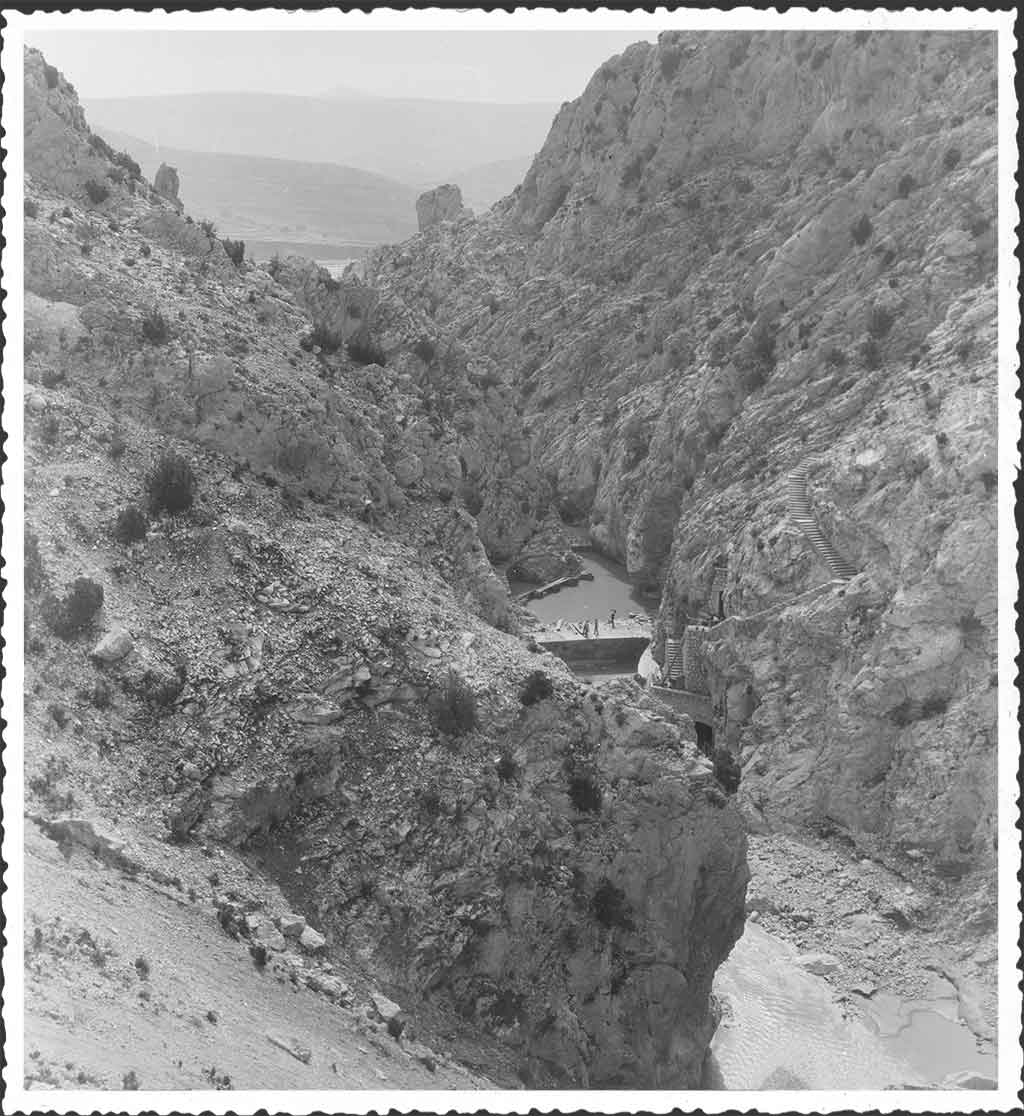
[568,770,602,813]
[83,179,109,205]
[943,147,961,171]
[850,213,873,246]
[592,878,634,931]
[859,337,882,370]
[429,670,478,736]
[412,338,436,363]
[146,451,197,515]
[345,337,387,366]
[141,306,171,345]
[496,749,519,783]
[44,63,60,89]
[25,198,39,219]
[222,238,245,266]
[114,505,149,544]
[42,576,104,638]
[199,219,218,239]
[519,670,553,706]
[866,305,894,338]
[897,174,917,199]
[713,747,741,794]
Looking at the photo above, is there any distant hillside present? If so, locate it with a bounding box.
[95,127,418,250]
[447,155,534,213]
[85,92,558,187]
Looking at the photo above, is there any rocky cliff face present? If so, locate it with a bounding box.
[367,30,999,889]
[21,46,748,1088]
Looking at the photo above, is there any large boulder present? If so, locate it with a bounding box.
[416,184,469,232]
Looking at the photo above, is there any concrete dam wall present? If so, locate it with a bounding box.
[538,636,649,672]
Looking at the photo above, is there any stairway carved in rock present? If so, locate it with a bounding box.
[785,465,857,581]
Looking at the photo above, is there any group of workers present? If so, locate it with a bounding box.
[556,609,616,638]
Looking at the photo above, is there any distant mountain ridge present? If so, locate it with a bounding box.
[94,126,418,249]
[84,90,558,188]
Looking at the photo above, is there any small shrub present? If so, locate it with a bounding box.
[943,147,961,171]
[222,238,245,266]
[49,702,69,728]
[713,747,741,794]
[90,679,114,709]
[866,305,895,338]
[660,45,682,80]
[496,749,519,783]
[83,179,109,205]
[146,451,196,515]
[309,323,341,353]
[859,337,882,370]
[141,307,170,345]
[42,577,104,638]
[249,943,268,969]
[568,771,602,814]
[897,174,917,199]
[139,242,151,258]
[199,219,217,239]
[134,956,151,980]
[850,214,873,246]
[44,63,60,89]
[412,338,436,363]
[429,670,478,736]
[114,505,148,544]
[519,670,553,706]
[854,30,871,46]
[345,337,386,366]
[122,1071,140,1091]
[592,878,634,931]
[25,198,39,219]
[824,345,847,368]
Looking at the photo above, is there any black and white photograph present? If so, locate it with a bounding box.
[1,8,1019,1113]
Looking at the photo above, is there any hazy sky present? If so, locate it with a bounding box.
[26,29,656,103]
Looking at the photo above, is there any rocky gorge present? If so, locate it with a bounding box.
[367,28,1000,912]
[16,26,1003,1095]
[20,44,747,1090]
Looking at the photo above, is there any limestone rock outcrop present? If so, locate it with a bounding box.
[416,183,470,232]
[367,29,1000,890]
[509,511,584,584]
[153,162,182,210]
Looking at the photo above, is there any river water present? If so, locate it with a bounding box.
[511,552,653,628]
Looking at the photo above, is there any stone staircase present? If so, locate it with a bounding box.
[785,465,857,581]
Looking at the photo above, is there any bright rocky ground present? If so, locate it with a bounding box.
[20,28,999,1092]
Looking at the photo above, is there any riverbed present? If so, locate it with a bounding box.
[708,923,996,1089]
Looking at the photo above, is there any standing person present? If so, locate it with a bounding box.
[609,608,616,629]
[593,618,600,637]
[582,619,590,638]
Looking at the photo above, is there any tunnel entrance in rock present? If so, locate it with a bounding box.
[696,721,714,757]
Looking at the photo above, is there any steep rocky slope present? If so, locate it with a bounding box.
[20,46,748,1090]
[367,30,1000,902]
